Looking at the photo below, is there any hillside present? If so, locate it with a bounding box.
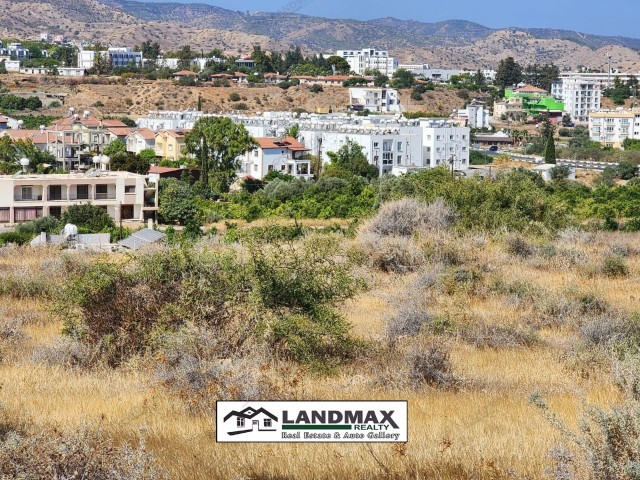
[1,0,640,69]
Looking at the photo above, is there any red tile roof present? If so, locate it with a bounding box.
[102,119,128,127]
[132,128,156,140]
[107,127,133,137]
[255,136,310,152]
[149,166,182,174]
[514,84,547,94]
[174,70,196,76]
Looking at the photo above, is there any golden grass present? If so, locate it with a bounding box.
[0,232,636,479]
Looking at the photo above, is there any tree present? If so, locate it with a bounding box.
[139,148,156,162]
[544,133,557,164]
[92,52,112,76]
[374,74,389,87]
[103,139,126,156]
[285,124,300,139]
[135,40,160,61]
[185,117,257,193]
[176,45,194,70]
[391,68,415,89]
[549,164,571,181]
[0,60,6,75]
[522,63,559,91]
[569,126,592,149]
[251,45,272,73]
[495,57,523,88]
[324,140,379,181]
[623,138,640,151]
[617,160,639,180]
[325,56,351,74]
[158,178,201,226]
[61,204,115,233]
[110,152,151,174]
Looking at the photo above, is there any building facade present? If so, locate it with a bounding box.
[556,78,601,124]
[0,43,29,60]
[335,48,398,76]
[348,87,401,113]
[241,137,312,180]
[589,109,640,148]
[0,171,156,224]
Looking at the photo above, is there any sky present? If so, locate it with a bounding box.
[157,0,638,38]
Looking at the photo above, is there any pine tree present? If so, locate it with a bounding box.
[544,133,556,164]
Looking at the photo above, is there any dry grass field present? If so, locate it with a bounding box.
[1,208,638,479]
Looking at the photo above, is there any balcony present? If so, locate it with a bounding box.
[14,195,43,201]
[95,193,116,200]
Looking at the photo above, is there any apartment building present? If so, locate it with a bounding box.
[0,43,29,60]
[241,136,312,180]
[589,109,640,148]
[420,120,470,171]
[0,171,157,224]
[335,48,398,76]
[453,100,491,129]
[555,78,601,123]
[557,71,640,91]
[348,87,401,113]
[78,48,143,70]
[126,128,157,154]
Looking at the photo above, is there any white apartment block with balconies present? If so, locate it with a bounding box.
[559,78,601,124]
[348,87,401,113]
[589,109,640,149]
[421,120,470,171]
[0,171,157,225]
[335,48,398,76]
[0,42,30,60]
[78,48,143,70]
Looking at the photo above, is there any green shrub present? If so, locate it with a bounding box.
[229,92,241,101]
[0,232,34,246]
[602,255,629,277]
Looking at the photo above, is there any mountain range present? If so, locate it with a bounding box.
[2,0,640,70]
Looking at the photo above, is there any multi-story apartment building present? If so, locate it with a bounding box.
[154,130,189,161]
[589,109,640,148]
[348,87,401,113]
[78,48,143,70]
[420,120,470,171]
[136,111,471,175]
[0,42,30,60]
[240,136,312,180]
[335,48,398,76]
[453,100,492,129]
[555,78,601,123]
[557,71,640,91]
[0,171,157,224]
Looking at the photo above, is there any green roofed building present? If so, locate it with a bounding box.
[504,85,564,118]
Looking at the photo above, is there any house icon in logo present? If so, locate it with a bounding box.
[223,406,279,436]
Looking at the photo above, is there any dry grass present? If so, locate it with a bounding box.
[0,229,638,479]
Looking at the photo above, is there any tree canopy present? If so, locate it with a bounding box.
[495,57,523,89]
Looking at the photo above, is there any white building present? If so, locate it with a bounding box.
[241,136,312,180]
[348,87,401,113]
[136,111,471,176]
[454,100,492,129]
[0,58,21,72]
[420,119,470,172]
[589,109,640,148]
[58,67,86,77]
[78,48,143,70]
[557,78,601,123]
[126,128,157,154]
[399,66,497,83]
[558,71,640,91]
[336,48,398,76]
[0,43,29,60]
[0,171,157,225]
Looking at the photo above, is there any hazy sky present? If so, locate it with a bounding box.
[158,0,637,38]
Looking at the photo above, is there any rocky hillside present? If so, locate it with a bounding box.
[1,0,640,70]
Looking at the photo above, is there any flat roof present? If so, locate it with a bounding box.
[0,171,146,180]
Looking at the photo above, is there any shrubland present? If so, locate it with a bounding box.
[2,169,640,478]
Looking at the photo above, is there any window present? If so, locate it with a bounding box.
[268,165,274,172]
[237,418,245,428]
[397,142,402,151]
[96,185,108,194]
[253,164,258,172]
[21,187,32,200]
[397,155,402,165]
[264,419,272,428]
[254,150,259,157]
[125,185,136,194]
[77,185,89,200]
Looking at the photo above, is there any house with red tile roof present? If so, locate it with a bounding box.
[126,128,157,154]
[240,136,311,180]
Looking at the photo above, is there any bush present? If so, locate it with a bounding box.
[602,255,629,277]
[232,102,249,110]
[15,216,59,235]
[407,343,456,388]
[460,321,538,349]
[0,425,165,479]
[505,234,534,258]
[0,232,33,246]
[359,233,425,273]
[363,198,457,237]
[309,84,324,93]
[229,92,241,102]
[61,204,115,233]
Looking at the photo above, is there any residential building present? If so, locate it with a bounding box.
[400,67,497,83]
[126,128,157,154]
[589,109,640,148]
[453,100,491,129]
[137,110,203,131]
[335,48,398,76]
[0,170,157,224]
[241,136,312,180]
[0,58,20,72]
[235,58,255,69]
[420,120,470,171]
[503,85,565,119]
[533,164,576,181]
[148,166,200,184]
[473,131,514,148]
[557,71,640,91]
[0,43,29,60]
[58,67,86,77]
[555,78,601,124]
[78,48,142,70]
[19,67,51,75]
[493,97,524,120]
[154,130,189,161]
[348,87,401,113]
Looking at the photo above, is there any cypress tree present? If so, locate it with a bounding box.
[544,133,556,164]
